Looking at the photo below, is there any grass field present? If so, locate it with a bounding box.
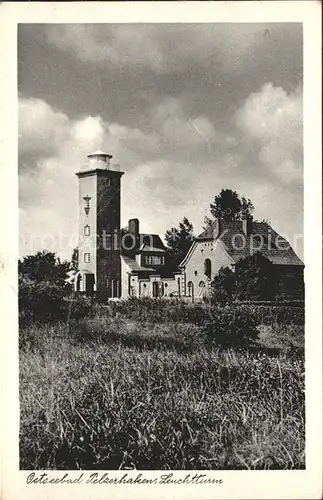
[19,314,305,470]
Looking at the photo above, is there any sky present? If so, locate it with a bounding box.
[18,23,303,261]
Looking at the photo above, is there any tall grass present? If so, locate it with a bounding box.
[20,317,305,470]
[110,297,305,326]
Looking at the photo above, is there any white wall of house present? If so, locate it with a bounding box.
[120,262,182,299]
[182,239,234,298]
[120,241,235,300]
[120,258,132,298]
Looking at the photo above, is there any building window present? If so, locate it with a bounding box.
[84,225,90,236]
[187,281,193,297]
[194,270,198,276]
[83,195,91,215]
[144,255,165,266]
[199,281,205,288]
[204,258,211,278]
[84,253,90,263]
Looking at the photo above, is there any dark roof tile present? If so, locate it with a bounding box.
[197,219,303,266]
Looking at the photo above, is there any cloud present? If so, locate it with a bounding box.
[235,83,303,183]
[45,24,276,75]
[19,82,303,261]
[18,95,226,258]
[19,98,70,168]
[18,97,160,258]
[18,24,303,262]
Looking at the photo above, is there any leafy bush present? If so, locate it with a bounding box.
[114,297,208,325]
[19,275,96,327]
[108,297,304,327]
[234,252,278,301]
[64,295,94,321]
[19,276,69,324]
[211,266,236,305]
[19,250,71,286]
[211,254,304,304]
[202,306,259,348]
[235,304,304,326]
[234,300,304,307]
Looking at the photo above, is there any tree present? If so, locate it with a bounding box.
[165,217,194,266]
[211,252,277,303]
[211,266,236,305]
[19,250,71,286]
[207,189,254,225]
[19,250,73,325]
[235,252,277,301]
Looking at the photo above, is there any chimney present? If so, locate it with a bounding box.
[128,218,139,240]
[213,218,222,239]
[242,215,253,236]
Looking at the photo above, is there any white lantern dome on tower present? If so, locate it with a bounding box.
[87,150,113,169]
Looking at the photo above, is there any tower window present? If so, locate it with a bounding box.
[84,225,90,236]
[83,195,91,215]
[84,253,90,263]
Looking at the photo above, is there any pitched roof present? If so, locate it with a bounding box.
[121,233,166,256]
[121,255,176,278]
[139,244,166,253]
[121,255,155,272]
[139,234,166,250]
[196,219,303,266]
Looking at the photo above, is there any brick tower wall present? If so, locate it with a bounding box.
[96,170,123,297]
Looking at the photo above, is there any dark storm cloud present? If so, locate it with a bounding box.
[18,23,303,259]
[19,23,302,129]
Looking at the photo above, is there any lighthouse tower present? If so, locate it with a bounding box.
[75,151,124,297]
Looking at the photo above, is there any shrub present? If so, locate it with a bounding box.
[105,298,304,327]
[211,266,236,305]
[19,275,96,327]
[234,304,304,326]
[19,250,71,286]
[114,297,208,325]
[64,295,94,321]
[210,254,304,304]
[202,306,259,348]
[234,252,278,301]
[19,276,69,325]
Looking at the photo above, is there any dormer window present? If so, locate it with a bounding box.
[144,255,165,266]
[83,195,91,215]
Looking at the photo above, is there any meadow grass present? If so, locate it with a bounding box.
[19,317,305,470]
